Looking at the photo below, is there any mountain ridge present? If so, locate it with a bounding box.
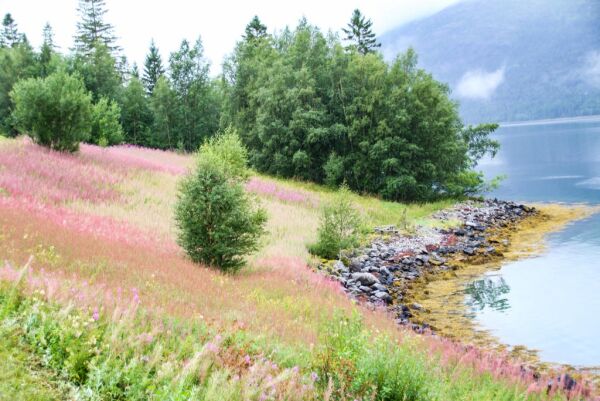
[380,0,600,124]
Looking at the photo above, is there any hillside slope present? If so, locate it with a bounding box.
[380,0,600,123]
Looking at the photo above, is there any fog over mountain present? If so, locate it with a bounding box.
[380,0,600,123]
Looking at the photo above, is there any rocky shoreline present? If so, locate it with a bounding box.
[316,199,537,331]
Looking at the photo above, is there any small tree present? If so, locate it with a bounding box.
[10,71,92,151]
[174,129,266,272]
[309,185,362,259]
[342,9,381,55]
[90,97,123,146]
[143,39,165,94]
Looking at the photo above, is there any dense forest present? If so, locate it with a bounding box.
[0,0,499,201]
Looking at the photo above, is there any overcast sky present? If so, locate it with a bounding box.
[1,0,461,75]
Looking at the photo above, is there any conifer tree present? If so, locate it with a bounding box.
[74,0,120,56]
[143,40,165,94]
[39,23,56,77]
[1,13,20,48]
[243,16,267,41]
[342,9,380,55]
[131,62,140,79]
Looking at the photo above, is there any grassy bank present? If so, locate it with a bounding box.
[0,136,592,400]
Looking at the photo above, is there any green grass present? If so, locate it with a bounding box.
[0,324,67,401]
[255,172,456,227]
[0,282,574,401]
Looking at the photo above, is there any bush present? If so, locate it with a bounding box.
[90,97,124,146]
[175,130,266,272]
[197,126,249,181]
[10,70,92,152]
[308,185,362,259]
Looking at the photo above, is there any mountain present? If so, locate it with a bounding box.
[380,0,600,124]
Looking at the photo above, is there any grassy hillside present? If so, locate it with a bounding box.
[380,0,600,123]
[0,137,586,400]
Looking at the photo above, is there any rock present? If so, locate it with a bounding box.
[333,260,346,272]
[349,258,363,272]
[359,285,372,293]
[463,247,476,256]
[372,283,388,292]
[351,272,380,286]
[373,291,392,303]
[411,302,424,311]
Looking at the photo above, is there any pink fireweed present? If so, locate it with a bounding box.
[246,177,318,206]
[80,143,191,176]
[0,196,178,254]
[0,141,123,204]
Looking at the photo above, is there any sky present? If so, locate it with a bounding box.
[1,0,461,75]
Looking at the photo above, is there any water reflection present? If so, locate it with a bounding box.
[465,276,511,313]
[472,120,600,366]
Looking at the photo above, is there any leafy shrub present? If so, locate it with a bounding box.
[315,312,430,401]
[90,97,124,146]
[197,126,249,181]
[308,185,362,259]
[10,70,92,152]
[175,130,266,272]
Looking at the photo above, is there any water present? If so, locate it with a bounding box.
[474,119,600,367]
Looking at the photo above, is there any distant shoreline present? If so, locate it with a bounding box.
[499,114,600,127]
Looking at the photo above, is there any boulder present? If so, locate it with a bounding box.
[351,272,380,286]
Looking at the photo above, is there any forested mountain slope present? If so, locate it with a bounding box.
[380,0,600,123]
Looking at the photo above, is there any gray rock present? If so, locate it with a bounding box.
[463,247,475,256]
[411,302,424,311]
[372,283,388,292]
[373,291,392,303]
[351,272,380,286]
[359,285,372,293]
[333,260,347,272]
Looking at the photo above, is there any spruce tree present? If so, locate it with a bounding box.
[131,62,140,79]
[342,9,380,55]
[1,13,20,48]
[143,40,165,94]
[243,16,267,41]
[74,0,120,56]
[39,23,56,77]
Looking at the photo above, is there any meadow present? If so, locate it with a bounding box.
[0,136,595,400]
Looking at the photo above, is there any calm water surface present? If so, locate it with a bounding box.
[475,119,600,367]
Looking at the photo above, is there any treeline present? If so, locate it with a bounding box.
[0,2,499,201]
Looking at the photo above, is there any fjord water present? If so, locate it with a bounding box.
[475,119,600,367]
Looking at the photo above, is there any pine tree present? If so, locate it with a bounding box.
[131,62,140,79]
[1,13,20,48]
[342,9,380,55]
[243,16,267,41]
[74,0,120,56]
[39,23,56,77]
[143,40,165,94]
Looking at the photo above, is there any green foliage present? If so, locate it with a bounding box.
[169,37,220,152]
[150,76,178,149]
[342,9,381,55]
[223,20,499,201]
[120,76,152,145]
[315,312,430,401]
[90,97,123,146]
[142,39,165,94]
[0,42,38,133]
[1,13,21,48]
[175,131,266,272]
[73,42,122,102]
[308,185,362,259]
[198,127,250,181]
[10,70,92,152]
[74,0,120,56]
